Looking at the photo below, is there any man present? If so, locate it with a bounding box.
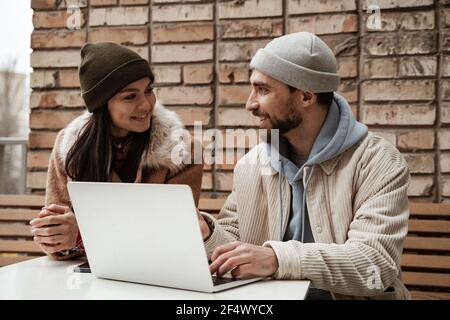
[197,32,410,299]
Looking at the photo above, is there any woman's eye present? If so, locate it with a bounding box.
[145,88,153,94]
[124,94,136,100]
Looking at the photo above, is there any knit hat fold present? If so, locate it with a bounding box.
[250,32,340,93]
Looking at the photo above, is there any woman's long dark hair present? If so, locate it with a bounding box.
[65,106,151,183]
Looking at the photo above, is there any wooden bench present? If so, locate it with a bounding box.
[1,194,449,299]
[0,195,45,267]
[401,202,450,300]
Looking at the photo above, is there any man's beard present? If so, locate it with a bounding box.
[258,100,302,144]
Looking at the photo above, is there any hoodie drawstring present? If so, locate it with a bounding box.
[301,165,315,242]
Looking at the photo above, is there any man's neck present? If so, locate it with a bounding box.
[283,104,329,159]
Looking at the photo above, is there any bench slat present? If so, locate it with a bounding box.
[0,223,32,237]
[403,236,450,251]
[0,195,44,208]
[408,219,450,234]
[410,291,450,300]
[401,254,450,269]
[0,240,41,253]
[0,208,37,221]
[403,271,450,288]
[409,202,450,217]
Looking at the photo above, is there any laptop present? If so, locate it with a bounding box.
[67,181,262,293]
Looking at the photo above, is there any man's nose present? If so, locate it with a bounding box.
[246,95,258,112]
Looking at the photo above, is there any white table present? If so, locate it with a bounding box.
[0,257,310,300]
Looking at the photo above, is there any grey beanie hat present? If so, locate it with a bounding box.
[250,32,340,92]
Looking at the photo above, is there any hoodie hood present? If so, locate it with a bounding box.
[268,93,368,181]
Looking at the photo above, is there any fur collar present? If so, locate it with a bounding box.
[57,102,189,173]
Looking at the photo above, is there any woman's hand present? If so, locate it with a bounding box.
[30,204,79,255]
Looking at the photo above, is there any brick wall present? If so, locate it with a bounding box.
[29,0,449,202]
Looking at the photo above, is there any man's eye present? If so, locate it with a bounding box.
[124,94,136,100]
[145,87,153,94]
[259,87,269,95]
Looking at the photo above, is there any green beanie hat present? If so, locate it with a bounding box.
[79,42,154,113]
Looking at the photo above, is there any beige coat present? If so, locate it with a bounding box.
[45,102,203,259]
[202,132,410,300]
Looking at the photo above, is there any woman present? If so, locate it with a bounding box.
[30,42,203,260]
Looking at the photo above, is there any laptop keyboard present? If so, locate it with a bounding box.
[212,276,238,286]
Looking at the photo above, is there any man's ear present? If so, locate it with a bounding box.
[301,91,317,108]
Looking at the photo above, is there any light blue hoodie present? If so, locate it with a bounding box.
[267,93,368,243]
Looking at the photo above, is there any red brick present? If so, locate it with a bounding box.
[27,172,47,190]
[363,32,436,56]
[440,130,450,150]
[362,80,435,101]
[27,151,51,169]
[89,7,149,26]
[30,110,83,130]
[338,80,358,103]
[218,85,251,105]
[443,176,450,197]
[215,172,233,192]
[153,65,182,84]
[442,102,450,124]
[152,23,214,43]
[288,0,356,14]
[167,107,212,126]
[28,131,58,149]
[202,172,212,190]
[152,44,213,63]
[31,50,81,68]
[361,0,434,9]
[155,86,213,105]
[289,14,358,35]
[219,0,282,19]
[219,63,250,83]
[31,30,86,49]
[397,130,435,151]
[183,64,213,84]
[218,40,270,62]
[33,10,86,29]
[337,57,357,78]
[29,69,81,89]
[91,0,117,6]
[89,27,148,45]
[361,104,436,126]
[219,19,283,39]
[408,176,434,197]
[30,90,84,109]
[32,0,87,10]
[440,153,450,173]
[403,153,435,174]
[217,108,259,127]
[363,11,434,32]
[152,4,213,22]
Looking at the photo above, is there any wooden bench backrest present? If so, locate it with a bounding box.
[401,202,450,300]
[0,195,45,266]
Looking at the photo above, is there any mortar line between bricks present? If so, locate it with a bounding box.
[435,0,443,202]
[213,0,220,195]
[148,0,152,65]
[283,0,288,34]
[356,0,363,123]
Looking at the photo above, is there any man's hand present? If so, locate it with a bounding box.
[197,209,211,241]
[209,241,279,279]
[30,204,78,255]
